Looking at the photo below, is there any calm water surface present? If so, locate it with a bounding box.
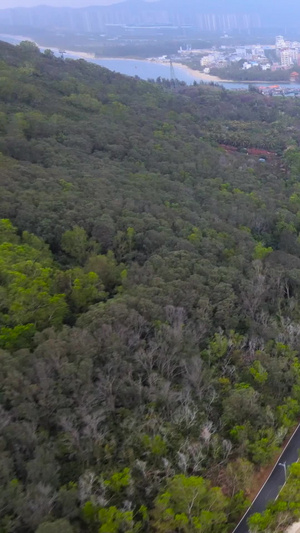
[2,34,300,91]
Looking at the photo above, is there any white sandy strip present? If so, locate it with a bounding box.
[0,35,227,81]
[1,34,237,82]
[172,62,231,82]
[148,59,231,82]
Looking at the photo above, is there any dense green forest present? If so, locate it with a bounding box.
[2,39,300,532]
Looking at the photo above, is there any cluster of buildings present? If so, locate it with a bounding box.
[275,35,300,68]
[150,37,300,81]
[188,37,300,75]
[196,44,271,73]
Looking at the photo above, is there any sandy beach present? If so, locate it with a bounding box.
[173,62,231,82]
[0,35,271,85]
[145,58,230,82]
[60,49,96,60]
[94,57,229,82]
[1,35,227,81]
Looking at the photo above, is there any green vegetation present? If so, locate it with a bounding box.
[209,62,297,82]
[2,38,300,531]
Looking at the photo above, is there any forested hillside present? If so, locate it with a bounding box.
[2,39,300,532]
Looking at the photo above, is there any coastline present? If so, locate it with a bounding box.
[0,34,233,82]
[172,62,231,82]
[0,34,295,86]
[160,61,292,85]
[0,34,96,60]
[144,58,231,82]
[93,57,230,82]
[38,43,96,61]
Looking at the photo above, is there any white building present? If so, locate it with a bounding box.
[280,48,298,67]
[281,50,292,67]
[242,62,252,70]
[252,46,265,56]
[201,55,213,66]
[276,35,286,49]
[200,53,221,66]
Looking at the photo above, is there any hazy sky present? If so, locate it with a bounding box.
[0,0,128,7]
[0,0,158,6]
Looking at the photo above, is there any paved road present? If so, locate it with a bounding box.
[232,424,300,533]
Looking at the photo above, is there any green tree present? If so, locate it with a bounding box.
[98,507,134,533]
[0,219,19,244]
[85,251,123,292]
[61,226,97,264]
[253,242,273,260]
[0,227,68,330]
[247,430,279,466]
[152,475,229,532]
[55,267,104,312]
[104,468,131,493]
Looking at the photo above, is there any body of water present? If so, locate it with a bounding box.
[62,52,268,90]
[2,34,300,91]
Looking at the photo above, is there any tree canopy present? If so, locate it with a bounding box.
[2,38,300,532]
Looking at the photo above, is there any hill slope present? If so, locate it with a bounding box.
[2,39,300,532]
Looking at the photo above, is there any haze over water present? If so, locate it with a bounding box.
[2,34,300,91]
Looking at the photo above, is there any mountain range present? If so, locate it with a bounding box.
[0,0,299,33]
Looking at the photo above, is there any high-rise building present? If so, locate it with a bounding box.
[281,50,291,67]
[276,35,286,49]
[280,49,298,67]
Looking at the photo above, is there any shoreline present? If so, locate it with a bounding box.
[0,34,97,60]
[95,57,234,83]
[93,58,292,85]
[0,35,230,82]
[0,34,297,86]
[172,62,231,82]
[155,60,293,85]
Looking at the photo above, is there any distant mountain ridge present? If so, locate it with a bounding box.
[0,0,299,33]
